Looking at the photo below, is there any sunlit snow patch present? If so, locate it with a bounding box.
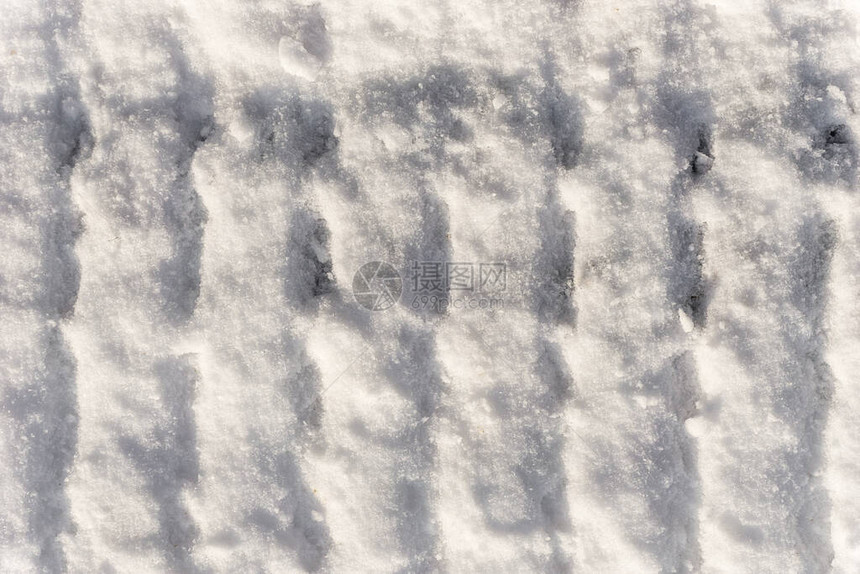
[279,36,321,81]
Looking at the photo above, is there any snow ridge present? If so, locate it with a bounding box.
[3,0,860,572]
[0,0,88,570]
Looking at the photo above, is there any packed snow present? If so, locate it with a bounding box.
[1,0,860,572]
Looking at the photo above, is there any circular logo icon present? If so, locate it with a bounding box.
[352,261,402,311]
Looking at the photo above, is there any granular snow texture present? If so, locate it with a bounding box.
[1,0,860,572]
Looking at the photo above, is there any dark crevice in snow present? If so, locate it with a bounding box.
[119,357,205,573]
[159,177,209,324]
[534,55,579,326]
[283,211,335,443]
[541,55,585,171]
[3,328,79,574]
[769,4,859,187]
[245,435,332,572]
[690,126,714,176]
[404,187,453,316]
[493,58,584,172]
[158,31,215,325]
[350,64,463,569]
[384,326,447,573]
[824,123,851,146]
[534,341,577,573]
[779,215,837,572]
[638,3,713,569]
[667,174,711,329]
[8,0,91,570]
[287,210,336,306]
[295,102,339,166]
[39,0,90,316]
[816,121,858,183]
[795,100,858,185]
[535,193,577,326]
[285,348,326,446]
[54,98,93,176]
[767,5,844,568]
[362,71,452,566]
[42,160,87,321]
[241,90,339,171]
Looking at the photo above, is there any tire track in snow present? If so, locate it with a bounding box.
[178,3,339,570]
[556,1,703,569]
[524,53,581,571]
[768,0,859,188]
[520,7,587,569]
[768,1,860,569]
[394,192,450,573]
[362,83,457,565]
[672,8,838,566]
[535,55,579,327]
[188,96,335,573]
[296,62,462,571]
[357,65,456,571]
[565,141,699,571]
[414,40,582,570]
[285,209,336,441]
[689,143,835,572]
[821,192,860,572]
[3,1,855,572]
[384,324,447,573]
[651,1,726,568]
[157,31,213,326]
[119,356,203,573]
[0,1,87,570]
[563,125,697,571]
[656,0,716,331]
[409,2,584,567]
[656,2,840,569]
[63,1,211,570]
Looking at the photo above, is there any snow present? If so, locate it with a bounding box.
[1,0,860,572]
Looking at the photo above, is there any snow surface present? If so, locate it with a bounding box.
[2,0,860,572]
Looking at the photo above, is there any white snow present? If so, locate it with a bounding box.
[2,0,860,572]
